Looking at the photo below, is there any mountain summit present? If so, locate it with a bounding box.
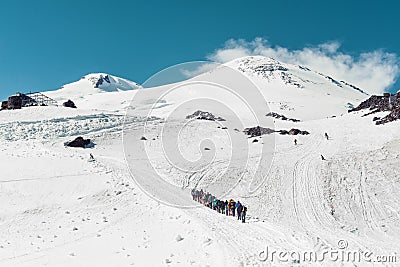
[80,73,141,92]
[54,73,140,94]
[226,56,366,94]
[44,73,140,109]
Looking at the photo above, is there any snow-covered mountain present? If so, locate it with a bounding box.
[119,56,367,123]
[2,56,400,266]
[223,56,367,119]
[62,73,140,93]
[228,56,365,94]
[39,57,367,119]
[43,73,140,111]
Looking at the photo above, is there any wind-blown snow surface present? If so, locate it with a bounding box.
[1,57,400,266]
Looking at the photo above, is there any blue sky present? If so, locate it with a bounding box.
[0,0,399,100]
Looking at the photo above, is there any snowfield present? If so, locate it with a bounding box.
[1,57,399,266]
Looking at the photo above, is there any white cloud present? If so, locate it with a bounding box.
[207,38,399,94]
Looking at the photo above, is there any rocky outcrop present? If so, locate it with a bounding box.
[236,57,288,78]
[65,137,92,148]
[244,126,309,137]
[321,74,342,87]
[186,110,225,121]
[279,72,304,88]
[243,126,275,137]
[376,108,400,125]
[340,80,368,95]
[63,100,77,108]
[266,112,300,122]
[93,74,111,88]
[1,101,8,110]
[349,92,400,124]
[279,128,310,135]
[350,95,391,113]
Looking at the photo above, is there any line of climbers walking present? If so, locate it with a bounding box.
[191,189,247,223]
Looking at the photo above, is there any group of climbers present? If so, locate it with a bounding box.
[191,189,247,223]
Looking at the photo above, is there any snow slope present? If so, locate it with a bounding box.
[1,56,399,266]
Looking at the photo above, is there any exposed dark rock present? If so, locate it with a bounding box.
[243,126,275,137]
[376,108,400,125]
[325,75,342,87]
[204,147,211,150]
[186,110,225,121]
[140,136,147,140]
[349,92,400,124]
[278,130,289,135]
[280,72,304,88]
[350,95,391,113]
[63,100,77,108]
[289,128,309,135]
[318,73,342,88]
[252,139,259,143]
[1,101,8,110]
[244,126,310,136]
[65,137,93,148]
[253,63,288,72]
[235,57,289,81]
[237,57,288,76]
[340,80,368,95]
[298,65,311,71]
[266,112,300,122]
[94,74,111,88]
[279,128,310,135]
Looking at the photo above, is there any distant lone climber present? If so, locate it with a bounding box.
[324,133,329,140]
[294,139,297,145]
[89,153,94,160]
[321,154,326,161]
